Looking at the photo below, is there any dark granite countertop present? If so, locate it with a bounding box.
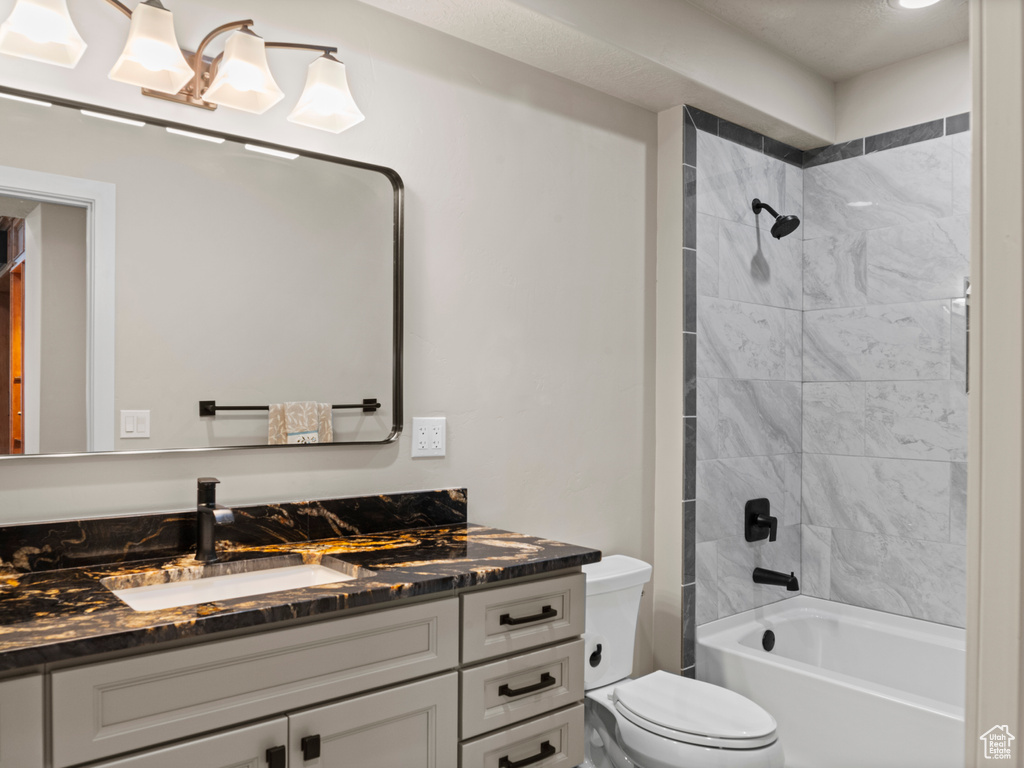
[0,523,600,671]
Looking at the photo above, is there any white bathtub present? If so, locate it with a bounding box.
[696,596,965,768]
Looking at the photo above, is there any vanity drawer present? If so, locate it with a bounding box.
[459,703,584,768]
[461,572,584,663]
[460,639,584,739]
[0,674,44,768]
[51,598,458,768]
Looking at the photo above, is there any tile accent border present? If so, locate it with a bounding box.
[685,106,971,170]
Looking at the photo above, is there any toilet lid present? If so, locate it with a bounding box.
[613,671,778,750]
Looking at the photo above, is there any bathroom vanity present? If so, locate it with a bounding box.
[0,491,598,768]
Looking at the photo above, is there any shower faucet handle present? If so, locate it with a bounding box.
[744,498,777,542]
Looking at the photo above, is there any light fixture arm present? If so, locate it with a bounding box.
[99,0,132,19]
[264,42,339,57]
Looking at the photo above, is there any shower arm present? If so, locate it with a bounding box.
[751,199,781,218]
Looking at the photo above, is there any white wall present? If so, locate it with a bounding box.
[0,0,657,605]
[835,43,970,143]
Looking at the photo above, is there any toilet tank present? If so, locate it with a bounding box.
[582,555,652,690]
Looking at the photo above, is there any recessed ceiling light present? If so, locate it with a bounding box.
[889,0,942,9]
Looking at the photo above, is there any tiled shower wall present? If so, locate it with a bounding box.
[689,109,805,627]
[800,122,970,628]
[687,108,970,638]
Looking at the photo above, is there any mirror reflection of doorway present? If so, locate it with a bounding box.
[1,216,25,455]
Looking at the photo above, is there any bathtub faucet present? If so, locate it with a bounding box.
[753,567,799,591]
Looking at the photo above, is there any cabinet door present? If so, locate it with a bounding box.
[0,674,43,768]
[90,717,288,768]
[289,673,457,768]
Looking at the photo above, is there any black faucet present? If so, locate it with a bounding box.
[753,567,799,591]
[196,477,234,564]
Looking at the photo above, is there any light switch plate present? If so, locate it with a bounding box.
[411,417,446,457]
[120,410,150,438]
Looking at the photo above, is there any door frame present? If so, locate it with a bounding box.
[0,166,115,452]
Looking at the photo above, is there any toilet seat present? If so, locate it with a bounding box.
[612,671,778,750]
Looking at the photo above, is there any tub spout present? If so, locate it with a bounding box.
[753,567,799,591]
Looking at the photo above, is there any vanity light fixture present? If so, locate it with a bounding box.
[0,0,365,133]
[0,0,86,68]
[888,0,942,8]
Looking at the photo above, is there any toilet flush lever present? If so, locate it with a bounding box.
[744,498,777,542]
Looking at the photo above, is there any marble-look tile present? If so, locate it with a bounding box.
[684,500,696,584]
[950,462,967,545]
[697,377,720,460]
[696,541,718,624]
[716,535,756,616]
[830,529,966,627]
[803,232,867,310]
[696,132,784,225]
[717,379,801,458]
[684,333,697,417]
[802,454,951,541]
[865,119,943,154]
[682,666,696,679]
[717,525,802,617]
[684,164,697,249]
[696,213,719,298]
[719,118,762,152]
[683,106,697,166]
[718,219,802,309]
[801,524,831,599]
[951,298,967,384]
[764,137,804,168]
[753,524,802,608]
[803,382,866,455]
[684,418,697,501]
[784,310,803,381]
[802,139,864,169]
[864,381,968,462]
[951,132,970,216]
[784,162,804,223]
[684,248,697,334]
[686,105,718,134]
[682,583,696,668]
[697,297,790,381]
[696,455,787,542]
[946,112,970,135]
[780,452,802,529]
[803,301,951,381]
[803,139,953,239]
[867,216,969,304]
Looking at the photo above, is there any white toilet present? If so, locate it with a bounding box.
[581,556,784,768]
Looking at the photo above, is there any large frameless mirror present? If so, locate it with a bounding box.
[0,87,402,457]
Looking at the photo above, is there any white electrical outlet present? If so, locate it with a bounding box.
[411,417,446,457]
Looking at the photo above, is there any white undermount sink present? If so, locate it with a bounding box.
[108,563,360,612]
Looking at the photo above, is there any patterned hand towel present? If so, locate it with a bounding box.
[268,402,334,444]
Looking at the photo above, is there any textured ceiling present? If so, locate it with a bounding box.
[682,0,968,82]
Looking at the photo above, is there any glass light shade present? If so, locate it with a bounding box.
[202,30,283,114]
[109,1,193,94]
[0,0,86,68]
[288,56,364,134]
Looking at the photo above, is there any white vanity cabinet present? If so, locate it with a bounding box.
[33,568,586,768]
[0,673,45,768]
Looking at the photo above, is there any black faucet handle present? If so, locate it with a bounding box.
[744,498,778,542]
[197,477,220,506]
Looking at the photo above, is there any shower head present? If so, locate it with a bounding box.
[752,198,801,239]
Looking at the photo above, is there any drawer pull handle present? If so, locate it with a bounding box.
[301,734,321,761]
[266,746,286,768]
[500,605,558,626]
[499,672,557,698]
[499,740,556,768]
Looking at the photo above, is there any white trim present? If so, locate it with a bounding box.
[0,166,116,452]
